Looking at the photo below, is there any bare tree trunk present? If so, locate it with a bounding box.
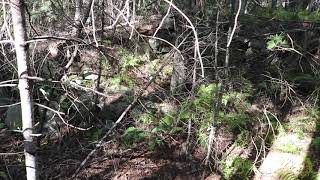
[73,0,94,37]
[73,0,83,36]
[10,0,37,179]
[106,0,114,24]
[205,11,221,166]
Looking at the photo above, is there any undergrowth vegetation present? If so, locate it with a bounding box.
[255,7,320,21]
[117,82,258,151]
[222,156,253,180]
[2,0,320,179]
[113,80,266,179]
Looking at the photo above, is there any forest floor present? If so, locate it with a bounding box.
[1,20,320,179]
[1,96,319,179]
[0,128,216,179]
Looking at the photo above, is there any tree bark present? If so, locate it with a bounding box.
[10,0,37,179]
[170,50,186,94]
[73,0,83,37]
[73,0,94,37]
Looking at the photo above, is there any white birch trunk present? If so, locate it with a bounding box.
[73,0,83,36]
[10,0,37,179]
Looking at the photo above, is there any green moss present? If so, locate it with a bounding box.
[110,76,121,86]
[148,136,163,150]
[119,126,165,150]
[186,82,255,147]
[275,141,301,154]
[288,117,317,133]
[60,96,73,112]
[293,128,304,140]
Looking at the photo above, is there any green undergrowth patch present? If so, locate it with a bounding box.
[130,80,259,149]
[137,113,156,125]
[279,106,319,136]
[289,110,319,133]
[182,83,255,148]
[110,74,135,89]
[234,130,251,147]
[254,7,320,21]
[309,136,320,179]
[275,140,302,154]
[104,48,145,89]
[298,157,317,180]
[252,115,282,152]
[240,15,266,26]
[272,106,319,155]
[274,129,304,154]
[100,56,112,72]
[121,126,146,147]
[277,169,299,180]
[266,33,289,50]
[222,156,253,180]
[62,74,95,87]
[0,118,5,129]
[118,126,164,150]
[118,48,144,72]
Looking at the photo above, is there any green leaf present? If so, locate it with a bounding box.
[151,127,162,133]
[267,41,277,50]
[125,127,137,133]
[137,132,145,141]
[266,34,288,50]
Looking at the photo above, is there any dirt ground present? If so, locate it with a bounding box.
[0,128,221,180]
